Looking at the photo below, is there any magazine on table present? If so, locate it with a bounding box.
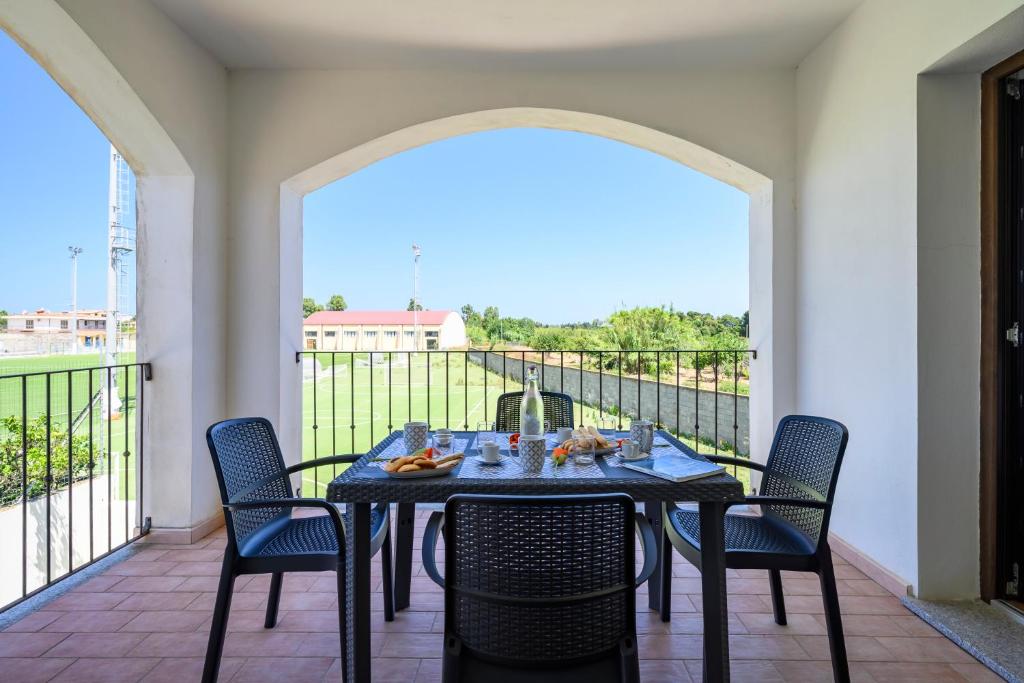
[621,452,725,482]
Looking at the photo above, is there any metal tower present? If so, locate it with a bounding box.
[106,145,135,363]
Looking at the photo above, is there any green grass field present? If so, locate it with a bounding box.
[299,353,750,495]
[0,353,140,506]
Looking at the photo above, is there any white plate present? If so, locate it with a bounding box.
[386,464,459,478]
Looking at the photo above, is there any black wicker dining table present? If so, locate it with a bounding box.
[326,429,746,683]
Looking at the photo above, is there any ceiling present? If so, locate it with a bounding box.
[149,0,862,70]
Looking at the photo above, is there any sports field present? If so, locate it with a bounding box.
[299,353,748,495]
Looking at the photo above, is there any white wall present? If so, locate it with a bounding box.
[42,0,228,532]
[226,69,799,463]
[796,0,1023,597]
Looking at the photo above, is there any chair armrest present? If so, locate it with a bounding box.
[734,496,829,510]
[635,514,658,587]
[284,454,362,475]
[421,511,445,589]
[705,455,765,472]
[225,498,345,545]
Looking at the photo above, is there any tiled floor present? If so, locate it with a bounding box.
[0,508,1001,682]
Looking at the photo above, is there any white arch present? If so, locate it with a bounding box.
[1,0,202,534]
[278,107,777,463]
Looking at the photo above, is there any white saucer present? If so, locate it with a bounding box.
[476,455,507,466]
[622,452,651,462]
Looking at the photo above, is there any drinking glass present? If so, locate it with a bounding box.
[574,435,595,466]
[431,432,452,458]
[476,421,496,449]
[600,417,617,442]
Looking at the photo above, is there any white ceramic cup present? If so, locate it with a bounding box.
[518,435,546,474]
[620,440,640,459]
[403,422,429,451]
[556,426,573,442]
[480,441,501,463]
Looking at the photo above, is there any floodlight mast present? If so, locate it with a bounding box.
[412,243,421,351]
[68,246,83,354]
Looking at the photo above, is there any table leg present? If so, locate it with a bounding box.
[660,504,673,622]
[394,502,415,612]
[352,503,372,683]
[644,500,666,614]
[699,501,730,683]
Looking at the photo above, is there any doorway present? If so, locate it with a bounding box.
[983,49,1024,603]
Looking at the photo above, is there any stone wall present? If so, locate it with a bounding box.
[467,350,749,454]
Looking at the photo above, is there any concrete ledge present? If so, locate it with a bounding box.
[830,532,913,597]
[143,513,223,545]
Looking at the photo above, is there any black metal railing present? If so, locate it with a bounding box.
[297,348,755,494]
[0,362,152,612]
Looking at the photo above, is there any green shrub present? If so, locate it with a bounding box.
[0,415,95,506]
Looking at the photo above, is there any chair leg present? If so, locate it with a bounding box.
[819,548,850,683]
[202,554,236,683]
[768,569,787,626]
[380,521,395,622]
[265,572,283,628]
[336,563,349,683]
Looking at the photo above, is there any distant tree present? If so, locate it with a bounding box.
[407,298,423,311]
[460,304,476,322]
[303,297,323,318]
[327,294,347,311]
[0,309,6,331]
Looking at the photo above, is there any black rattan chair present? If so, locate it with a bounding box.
[662,415,851,682]
[422,494,658,683]
[494,391,574,431]
[203,417,393,683]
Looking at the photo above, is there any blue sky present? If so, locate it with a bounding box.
[0,28,748,324]
[0,29,133,315]
[305,128,749,323]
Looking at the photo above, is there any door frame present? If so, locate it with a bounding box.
[981,48,1024,602]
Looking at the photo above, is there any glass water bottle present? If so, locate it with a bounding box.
[520,365,544,436]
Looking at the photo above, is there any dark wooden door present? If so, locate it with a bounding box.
[998,74,1024,601]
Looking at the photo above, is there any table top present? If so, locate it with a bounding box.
[326,430,745,504]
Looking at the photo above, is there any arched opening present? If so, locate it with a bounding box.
[0,0,202,581]
[278,108,777,469]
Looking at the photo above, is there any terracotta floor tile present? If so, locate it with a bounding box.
[43,609,140,632]
[774,659,878,682]
[130,631,211,657]
[0,526,1005,683]
[50,656,162,682]
[638,658,696,682]
[45,632,147,658]
[377,632,443,658]
[684,658,784,682]
[222,631,308,657]
[737,611,826,636]
[0,656,76,682]
[140,656,245,682]
[107,576,189,593]
[120,610,211,633]
[950,661,1006,682]
[3,610,62,632]
[114,592,201,611]
[228,655,334,682]
[796,635,894,662]
[862,661,973,682]
[41,591,130,611]
[874,635,977,663]
[0,632,69,657]
[105,560,179,577]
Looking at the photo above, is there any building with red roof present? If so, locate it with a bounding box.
[302,310,466,351]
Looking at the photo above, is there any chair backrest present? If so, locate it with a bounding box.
[441,494,637,674]
[494,391,574,432]
[206,417,292,552]
[761,415,849,549]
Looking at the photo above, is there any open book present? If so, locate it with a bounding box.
[621,453,725,483]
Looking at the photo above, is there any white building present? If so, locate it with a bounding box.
[5,308,107,349]
[302,310,466,351]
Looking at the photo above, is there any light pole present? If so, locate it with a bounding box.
[68,246,83,354]
[412,243,421,351]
